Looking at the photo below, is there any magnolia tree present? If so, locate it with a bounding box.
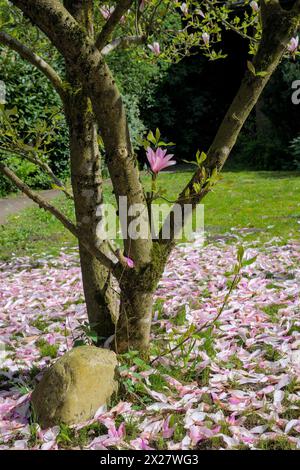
[0,0,299,354]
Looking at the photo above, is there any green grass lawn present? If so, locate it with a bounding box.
[1,171,299,260]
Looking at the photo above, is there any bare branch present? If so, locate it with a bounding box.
[0,162,115,271]
[101,35,146,55]
[96,0,134,50]
[0,31,65,100]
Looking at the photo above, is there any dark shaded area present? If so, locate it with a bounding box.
[141,31,248,161]
[141,21,300,170]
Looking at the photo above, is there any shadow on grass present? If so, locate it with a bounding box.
[223,169,300,179]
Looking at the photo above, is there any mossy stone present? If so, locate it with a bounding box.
[31,346,118,428]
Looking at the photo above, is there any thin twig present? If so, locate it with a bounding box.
[0,31,65,100]
[96,0,134,50]
[150,271,241,365]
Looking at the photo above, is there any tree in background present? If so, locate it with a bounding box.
[0,0,299,354]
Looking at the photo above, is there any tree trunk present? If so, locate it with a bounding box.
[117,291,153,354]
[116,281,154,354]
[64,95,117,339]
[61,0,116,341]
[114,248,166,352]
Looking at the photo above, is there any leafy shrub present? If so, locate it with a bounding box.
[0,154,50,196]
[231,131,291,170]
[0,51,70,180]
[0,170,12,196]
[122,94,146,149]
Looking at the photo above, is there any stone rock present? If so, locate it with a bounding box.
[31,346,118,428]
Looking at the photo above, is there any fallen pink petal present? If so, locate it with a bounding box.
[0,237,299,449]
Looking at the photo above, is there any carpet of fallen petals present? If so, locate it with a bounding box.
[0,235,300,450]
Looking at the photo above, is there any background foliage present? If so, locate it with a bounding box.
[0,6,299,196]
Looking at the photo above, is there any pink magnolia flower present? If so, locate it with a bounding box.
[148,42,161,56]
[180,3,189,16]
[146,147,176,174]
[139,0,146,12]
[250,1,259,12]
[196,9,205,18]
[287,36,299,55]
[108,422,126,440]
[13,440,28,450]
[90,423,126,448]
[89,437,107,450]
[189,425,209,444]
[100,5,114,20]
[162,416,174,438]
[110,401,132,415]
[100,5,126,23]
[124,256,135,268]
[130,437,154,450]
[202,32,210,46]
[190,425,220,444]
[44,333,56,345]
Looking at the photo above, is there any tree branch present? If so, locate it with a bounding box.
[95,0,134,50]
[221,18,259,43]
[0,146,73,199]
[9,0,152,265]
[0,31,65,100]
[101,35,146,55]
[0,162,115,271]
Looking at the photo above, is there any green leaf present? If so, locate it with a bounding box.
[237,245,245,263]
[132,371,143,379]
[256,71,268,78]
[147,130,156,145]
[87,330,98,343]
[6,106,18,117]
[247,61,256,75]
[193,182,202,193]
[242,255,257,267]
[51,184,64,191]
[183,159,198,166]
[196,150,207,166]
[133,357,151,370]
[224,270,234,277]
[184,187,190,198]
[157,141,176,147]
